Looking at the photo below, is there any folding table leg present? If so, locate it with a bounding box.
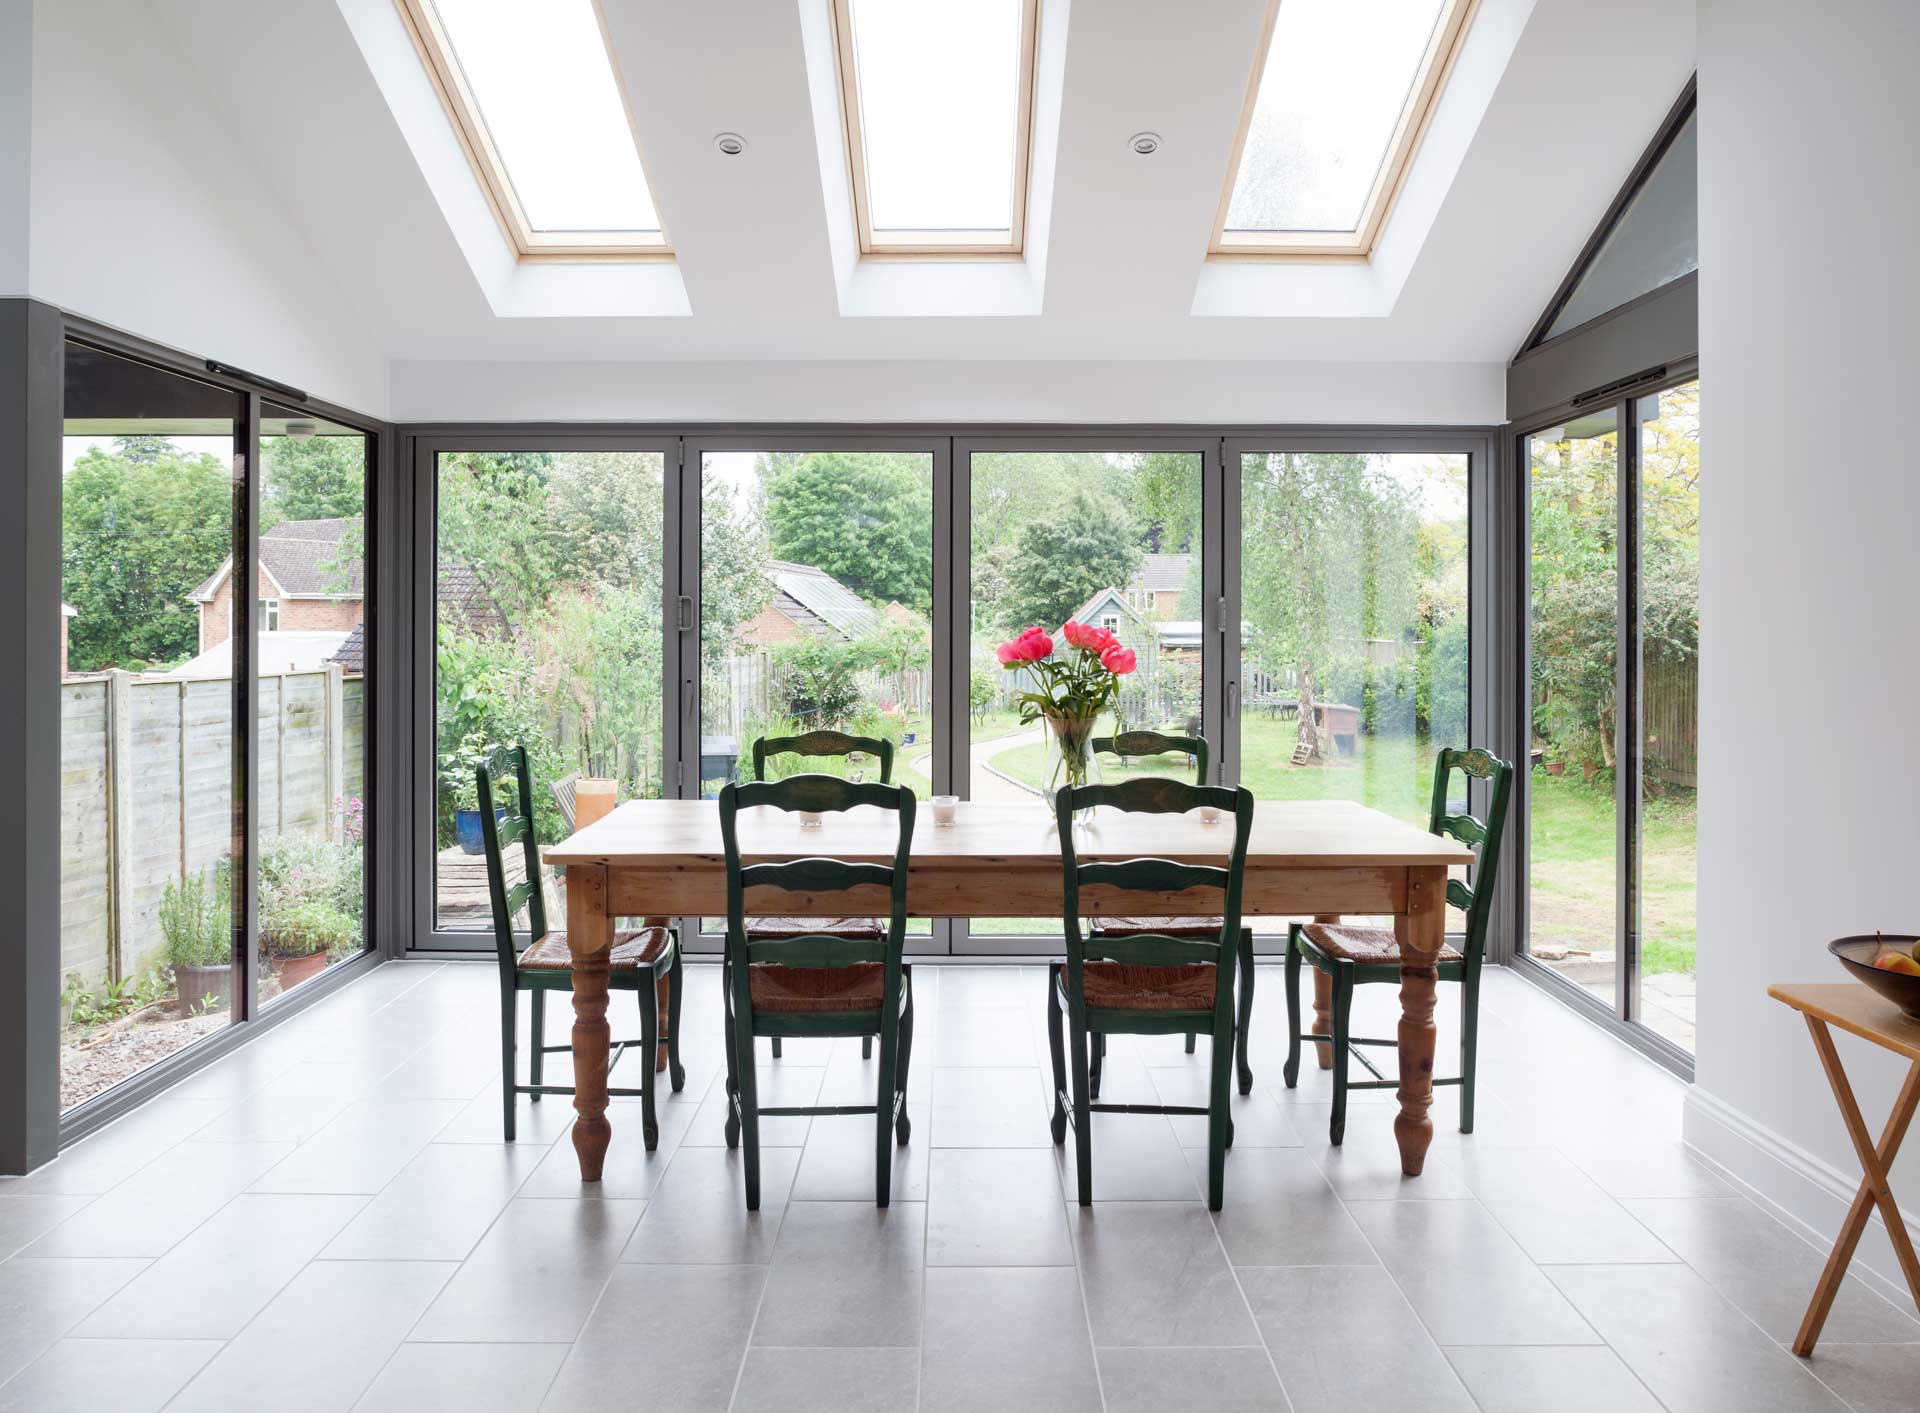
[1791,1017,1920,1357]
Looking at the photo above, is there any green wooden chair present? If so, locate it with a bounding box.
[1282,746,1513,1144]
[1088,730,1257,1095]
[477,744,685,1147]
[751,730,895,1061]
[719,774,917,1210]
[1049,776,1255,1211]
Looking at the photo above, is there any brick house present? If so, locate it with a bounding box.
[191,517,363,653]
[736,560,883,648]
[1125,552,1190,621]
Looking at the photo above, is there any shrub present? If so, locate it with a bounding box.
[159,865,232,969]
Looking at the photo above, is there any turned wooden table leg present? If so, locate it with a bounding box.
[568,863,614,1182]
[1312,914,1340,1070]
[1792,1020,1920,1356]
[1393,868,1444,1177]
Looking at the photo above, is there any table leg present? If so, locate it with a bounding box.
[567,864,614,1182]
[1393,867,1445,1177]
[1791,1019,1920,1356]
[1312,914,1340,1070]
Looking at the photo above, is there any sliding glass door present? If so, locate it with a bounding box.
[1520,379,1699,1055]
[689,437,944,952]
[427,440,673,938]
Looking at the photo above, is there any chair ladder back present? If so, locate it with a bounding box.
[1426,746,1514,963]
[1057,779,1255,1017]
[1092,730,1210,785]
[550,771,581,832]
[719,776,915,973]
[476,744,546,974]
[752,730,895,785]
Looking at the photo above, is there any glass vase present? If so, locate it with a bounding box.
[1045,712,1102,827]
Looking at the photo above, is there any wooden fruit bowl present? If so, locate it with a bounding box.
[1829,935,1920,1019]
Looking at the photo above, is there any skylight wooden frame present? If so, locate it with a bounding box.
[392,0,672,263]
[829,0,1041,259]
[1209,0,1479,262]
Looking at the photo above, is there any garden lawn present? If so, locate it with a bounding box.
[985,716,1697,974]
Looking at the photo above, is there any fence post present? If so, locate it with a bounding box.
[106,668,131,985]
[326,664,345,843]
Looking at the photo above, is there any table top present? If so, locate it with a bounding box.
[544,797,1473,870]
[1770,982,1920,1062]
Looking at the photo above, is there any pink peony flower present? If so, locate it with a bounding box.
[1099,642,1137,675]
[1086,625,1117,653]
[1061,619,1094,651]
[1009,625,1053,661]
[995,639,1022,667]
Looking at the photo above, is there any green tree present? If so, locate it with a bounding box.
[435,451,560,623]
[261,434,366,528]
[62,442,233,670]
[763,452,931,611]
[996,491,1144,632]
[1240,453,1421,760]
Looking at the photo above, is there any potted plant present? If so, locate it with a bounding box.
[262,898,355,990]
[997,620,1137,827]
[159,866,233,1017]
[442,732,504,854]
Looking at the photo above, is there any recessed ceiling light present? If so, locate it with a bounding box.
[1128,131,1162,156]
[714,132,747,156]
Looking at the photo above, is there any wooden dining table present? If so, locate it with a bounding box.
[543,797,1474,1182]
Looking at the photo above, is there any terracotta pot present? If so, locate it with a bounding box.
[1543,760,1566,777]
[273,950,330,992]
[575,778,618,830]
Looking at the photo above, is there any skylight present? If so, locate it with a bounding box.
[1214,0,1476,258]
[832,0,1039,255]
[396,0,669,259]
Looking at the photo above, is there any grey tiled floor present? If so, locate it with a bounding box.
[4,959,1916,1411]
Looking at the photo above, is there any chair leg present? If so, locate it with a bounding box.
[1206,1013,1235,1212]
[1184,1032,1197,1054]
[1329,963,1354,1147]
[529,989,545,1104]
[863,1035,873,1060]
[1460,967,1481,1135]
[1236,928,1256,1096]
[734,1008,761,1211]
[1313,967,1336,1071]
[666,950,687,1094]
[771,1037,782,1059]
[895,971,915,1146]
[721,979,741,1150]
[1046,965,1068,1145]
[500,983,518,1142]
[638,983,660,1152]
[1068,1006,1094,1206]
[1283,930,1302,1089]
[1090,1021,1105,1099]
[875,996,900,1209]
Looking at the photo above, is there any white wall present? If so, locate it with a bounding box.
[390,358,1506,426]
[1689,0,1920,1295]
[26,0,388,416]
[0,0,30,297]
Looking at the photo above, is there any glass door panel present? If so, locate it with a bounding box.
[1635,381,1700,1052]
[60,344,244,1109]
[1525,412,1620,1009]
[697,448,937,944]
[431,449,668,932]
[1236,451,1470,934]
[965,449,1205,942]
[257,407,371,1001]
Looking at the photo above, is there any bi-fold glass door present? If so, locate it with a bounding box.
[1518,377,1700,1057]
[1222,436,1484,950]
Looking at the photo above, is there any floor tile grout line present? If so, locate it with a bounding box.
[721,1042,806,1413]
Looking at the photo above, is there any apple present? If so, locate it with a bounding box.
[1873,948,1920,977]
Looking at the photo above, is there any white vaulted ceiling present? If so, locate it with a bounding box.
[44,0,1693,416]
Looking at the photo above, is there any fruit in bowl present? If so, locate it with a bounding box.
[1830,933,1920,1018]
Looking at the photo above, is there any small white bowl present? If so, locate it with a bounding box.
[1199,806,1221,825]
[798,811,823,828]
[931,794,959,827]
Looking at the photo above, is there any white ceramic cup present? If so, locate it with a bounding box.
[798,810,823,828]
[1199,805,1221,825]
[931,794,959,827]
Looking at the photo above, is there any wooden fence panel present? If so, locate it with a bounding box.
[122,677,188,978]
[59,682,111,980]
[343,678,365,801]
[1644,655,1698,788]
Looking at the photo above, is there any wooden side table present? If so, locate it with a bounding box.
[1767,982,1920,1356]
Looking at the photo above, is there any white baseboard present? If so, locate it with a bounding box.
[1684,1086,1918,1312]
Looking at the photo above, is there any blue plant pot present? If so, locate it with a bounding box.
[454,808,504,855]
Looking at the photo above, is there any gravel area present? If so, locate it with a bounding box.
[62,1005,226,1109]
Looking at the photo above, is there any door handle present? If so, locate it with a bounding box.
[676,595,693,632]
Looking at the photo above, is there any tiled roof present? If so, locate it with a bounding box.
[438,560,509,639]
[191,517,363,601]
[1134,552,1190,595]
[330,622,365,673]
[767,560,879,639]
